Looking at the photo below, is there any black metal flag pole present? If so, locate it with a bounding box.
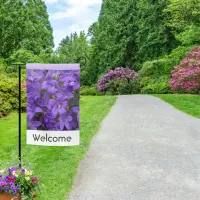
[5,63,25,168]
[4,58,86,168]
[18,64,22,168]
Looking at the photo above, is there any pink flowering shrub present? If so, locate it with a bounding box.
[169,46,200,93]
[98,67,139,94]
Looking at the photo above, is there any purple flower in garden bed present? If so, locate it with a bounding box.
[4,187,9,193]
[8,168,17,175]
[27,69,80,131]
[0,167,39,197]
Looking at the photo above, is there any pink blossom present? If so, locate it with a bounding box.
[169,46,200,93]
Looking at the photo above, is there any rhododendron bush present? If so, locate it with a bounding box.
[98,67,138,95]
[169,47,200,93]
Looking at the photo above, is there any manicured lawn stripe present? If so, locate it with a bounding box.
[0,96,116,200]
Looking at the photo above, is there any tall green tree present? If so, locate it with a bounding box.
[165,0,200,46]
[135,0,177,65]
[0,0,54,58]
[88,0,177,78]
[58,31,89,63]
[58,31,91,85]
[0,0,25,58]
[165,0,200,31]
[22,0,54,55]
[89,0,138,75]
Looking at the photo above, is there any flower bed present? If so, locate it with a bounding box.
[0,167,39,199]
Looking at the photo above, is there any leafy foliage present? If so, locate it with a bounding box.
[140,76,171,94]
[88,0,178,78]
[98,67,139,95]
[135,0,177,66]
[22,0,54,55]
[0,0,53,58]
[165,0,200,31]
[58,31,88,63]
[138,44,195,94]
[80,85,101,96]
[57,31,91,85]
[165,0,200,47]
[169,46,200,93]
[0,0,25,58]
[0,74,26,117]
[9,49,43,64]
[0,0,200,106]
[0,167,39,198]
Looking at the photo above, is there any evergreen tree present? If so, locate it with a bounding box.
[0,0,26,58]
[22,0,54,55]
[0,0,54,58]
[135,0,177,66]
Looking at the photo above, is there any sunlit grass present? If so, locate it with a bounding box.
[0,96,117,200]
[154,94,200,118]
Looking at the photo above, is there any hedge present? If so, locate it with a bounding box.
[0,73,26,117]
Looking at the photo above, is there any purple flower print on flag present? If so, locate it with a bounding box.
[42,71,59,94]
[49,94,68,117]
[27,70,44,82]
[28,121,42,130]
[26,67,80,131]
[56,114,73,130]
[26,82,42,101]
[27,103,42,120]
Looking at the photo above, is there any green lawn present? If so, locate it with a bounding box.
[0,96,116,200]
[154,94,200,119]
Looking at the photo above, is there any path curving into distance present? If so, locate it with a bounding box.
[69,95,200,200]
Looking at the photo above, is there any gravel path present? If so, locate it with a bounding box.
[69,95,200,200]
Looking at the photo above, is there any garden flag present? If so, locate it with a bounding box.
[26,64,80,146]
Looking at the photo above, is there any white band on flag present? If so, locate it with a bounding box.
[27,130,80,146]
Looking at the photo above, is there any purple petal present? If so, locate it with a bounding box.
[59,107,66,115]
[72,107,79,113]
[48,87,57,94]
[44,93,49,104]
[52,106,59,117]
[28,112,35,120]
[60,122,65,130]
[66,92,74,99]
[42,81,48,89]
[49,99,57,107]
[62,101,68,108]
[64,121,72,130]
[66,116,72,121]
[35,107,42,113]
[32,121,42,127]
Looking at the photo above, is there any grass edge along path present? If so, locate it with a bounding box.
[0,96,117,200]
[153,94,200,119]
